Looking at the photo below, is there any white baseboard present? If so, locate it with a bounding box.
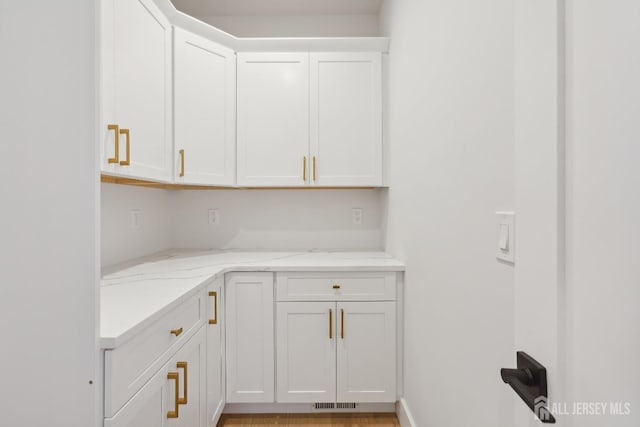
[223,402,396,414]
[396,398,417,427]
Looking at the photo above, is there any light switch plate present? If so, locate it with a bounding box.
[496,211,515,263]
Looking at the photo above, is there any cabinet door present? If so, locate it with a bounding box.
[237,53,309,187]
[104,360,169,427]
[225,273,275,402]
[206,278,225,426]
[310,53,382,186]
[105,327,206,427]
[276,302,336,403]
[336,302,396,402]
[174,28,236,186]
[172,327,207,427]
[100,0,172,181]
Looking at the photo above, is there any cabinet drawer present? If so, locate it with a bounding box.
[104,291,204,417]
[276,272,396,302]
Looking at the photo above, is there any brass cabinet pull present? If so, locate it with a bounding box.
[332,284,341,289]
[313,156,317,181]
[341,308,345,339]
[177,361,187,405]
[329,308,333,340]
[179,149,185,177]
[208,291,218,325]
[119,128,130,166]
[167,372,179,418]
[170,327,183,337]
[107,124,119,164]
[303,156,307,181]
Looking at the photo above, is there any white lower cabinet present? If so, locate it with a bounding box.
[275,273,397,404]
[206,278,225,426]
[225,272,275,403]
[105,326,206,427]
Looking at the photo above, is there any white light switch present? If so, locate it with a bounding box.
[496,211,515,263]
[499,224,509,250]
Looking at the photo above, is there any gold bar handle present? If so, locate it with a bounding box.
[177,361,187,405]
[341,308,345,339]
[313,156,317,181]
[303,156,307,181]
[107,124,119,164]
[170,327,183,337]
[332,284,341,289]
[179,149,185,177]
[167,372,179,418]
[329,308,333,340]
[208,291,218,325]
[119,128,130,166]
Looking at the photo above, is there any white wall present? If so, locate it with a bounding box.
[565,1,640,425]
[195,14,380,37]
[0,1,96,426]
[171,189,384,250]
[101,183,173,267]
[102,186,384,266]
[380,1,515,426]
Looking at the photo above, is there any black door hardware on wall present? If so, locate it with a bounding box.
[501,351,556,423]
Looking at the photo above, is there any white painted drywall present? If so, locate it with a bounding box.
[101,183,173,267]
[565,1,640,425]
[171,189,384,250]
[379,1,515,426]
[194,14,380,37]
[0,1,97,425]
[101,186,384,266]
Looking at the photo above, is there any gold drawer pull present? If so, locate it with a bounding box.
[177,361,187,405]
[209,291,218,325]
[332,284,341,289]
[341,308,345,339]
[170,327,183,337]
[119,128,130,166]
[329,308,333,340]
[179,149,185,177]
[167,372,179,418]
[107,124,119,164]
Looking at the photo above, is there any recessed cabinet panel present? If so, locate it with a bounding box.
[237,53,310,186]
[174,29,236,186]
[336,302,396,402]
[101,0,172,181]
[225,273,275,403]
[310,53,382,186]
[276,302,336,403]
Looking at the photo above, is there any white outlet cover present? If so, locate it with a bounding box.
[496,211,515,263]
[208,209,219,225]
[352,208,363,225]
[130,209,141,230]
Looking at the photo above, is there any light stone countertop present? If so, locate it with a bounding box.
[100,250,404,349]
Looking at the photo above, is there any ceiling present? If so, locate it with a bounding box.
[171,0,384,17]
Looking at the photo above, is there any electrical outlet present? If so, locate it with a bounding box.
[352,208,363,225]
[208,209,219,225]
[130,209,141,230]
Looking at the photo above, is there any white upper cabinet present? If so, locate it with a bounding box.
[100,0,173,182]
[237,53,310,187]
[310,53,382,187]
[237,52,383,187]
[174,28,236,186]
